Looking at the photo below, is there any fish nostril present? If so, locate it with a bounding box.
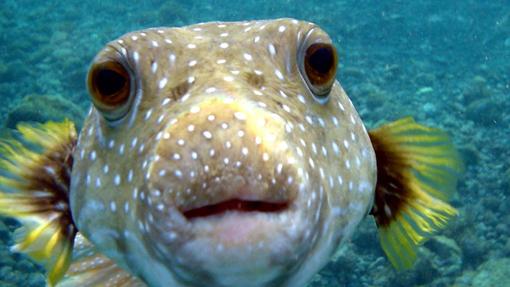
[164,80,191,102]
[243,72,265,89]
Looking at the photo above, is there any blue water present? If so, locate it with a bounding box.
[0,1,509,286]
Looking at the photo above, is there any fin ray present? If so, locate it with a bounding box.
[57,233,145,287]
[369,117,462,269]
[0,120,78,286]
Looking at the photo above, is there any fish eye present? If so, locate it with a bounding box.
[88,59,133,121]
[302,42,338,103]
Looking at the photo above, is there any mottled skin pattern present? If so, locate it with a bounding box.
[70,19,377,286]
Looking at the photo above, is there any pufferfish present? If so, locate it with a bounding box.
[0,18,461,287]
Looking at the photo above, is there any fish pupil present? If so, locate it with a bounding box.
[308,47,334,75]
[95,68,126,96]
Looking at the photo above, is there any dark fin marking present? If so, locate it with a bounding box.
[0,120,78,285]
[368,117,463,269]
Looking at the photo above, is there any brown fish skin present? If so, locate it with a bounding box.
[70,19,376,286]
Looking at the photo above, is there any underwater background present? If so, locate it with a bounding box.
[0,0,509,286]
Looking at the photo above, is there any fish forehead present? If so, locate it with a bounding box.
[115,18,319,70]
[72,18,377,287]
[98,18,339,162]
[105,18,330,113]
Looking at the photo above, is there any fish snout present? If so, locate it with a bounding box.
[136,96,322,285]
[146,96,305,224]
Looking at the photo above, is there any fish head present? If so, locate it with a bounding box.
[71,18,376,286]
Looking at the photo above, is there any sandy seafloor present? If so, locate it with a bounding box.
[0,0,509,286]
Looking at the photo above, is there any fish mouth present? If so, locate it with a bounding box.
[172,182,301,248]
[181,198,290,220]
[175,179,296,222]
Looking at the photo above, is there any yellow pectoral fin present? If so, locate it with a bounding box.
[0,120,78,286]
[368,117,462,270]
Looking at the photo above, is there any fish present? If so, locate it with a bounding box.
[0,18,462,287]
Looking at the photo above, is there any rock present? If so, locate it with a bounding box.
[0,219,10,242]
[383,64,401,80]
[316,243,361,286]
[458,144,480,167]
[462,75,492,104]
[422,102,437,116]
[415,86,434,96]
[505,37,510,47]
[386,235,463,286]
[503,167,510,192]
[26,273,45,287]
[351,219,379,253]
[5,94,84,130]
[0,248,15,267]
[357,83,387,110]
[0,62,8,82]
[465,98,500,126]
[459,231,489,267]
[0,61,25,85]
[504,238,510,257]
[414,72,436,86]
[426,235,462,272]
[15,257,38,272]
[481,196,502,212]
[157,1,187,25]
[342,67,365,79]
[0,266,16,283]
[469,258,510,287]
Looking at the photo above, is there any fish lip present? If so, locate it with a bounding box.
[172,176,299,222]
[181,198,292,220]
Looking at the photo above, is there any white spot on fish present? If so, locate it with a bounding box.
[202,131,213,139]
[114,174,121,186]
[205,87,217,93]
[275,69,284,80]
[268,43,276,56]
[190,106,200,114]
[243,53,253,61]
[110,201,117,212]
[234,112,246,121]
